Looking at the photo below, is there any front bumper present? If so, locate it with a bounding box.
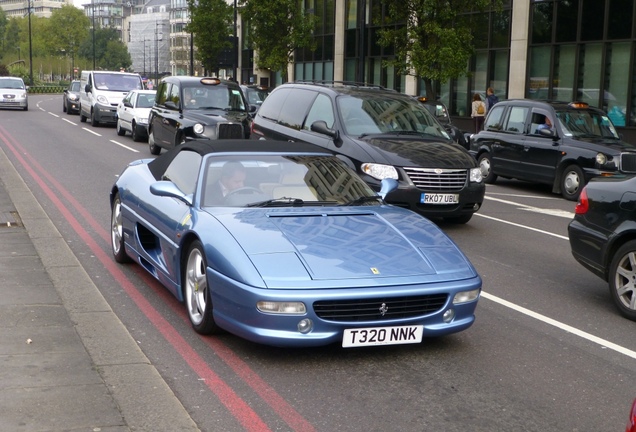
[208,268,481,348]
[94,102,118,124]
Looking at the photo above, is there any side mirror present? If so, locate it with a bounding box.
[310,120,340,142]
[249,104,257,113]
[150,181,192,206]
[538,128,556,138]
[165,100,178,110]
[85,84,92,93]
[378,178,399,200]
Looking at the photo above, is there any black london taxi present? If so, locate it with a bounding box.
[469,99,636,200]
[148,76,250,155]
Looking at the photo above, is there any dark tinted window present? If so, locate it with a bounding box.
[555,0,578,42]
[504,106,529,133]
[163,150,202,196]
[257,87,292,121]
[484,105,506,131]
[581,0,604,41]
[277,89,317,130]
[156,82,169,106]
[608,0,633,39]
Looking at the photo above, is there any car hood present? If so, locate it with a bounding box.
[211,207,476,288]
[184,109,247,124]
[355,135,476,168]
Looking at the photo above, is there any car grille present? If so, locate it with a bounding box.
[218,123,244,139]
[313,294,448,322]
[621,152,636,173]
[403,167,467,190]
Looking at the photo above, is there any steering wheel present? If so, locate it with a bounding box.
[222,187,263,203]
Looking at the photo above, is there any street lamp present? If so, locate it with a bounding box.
[27,0,33,85]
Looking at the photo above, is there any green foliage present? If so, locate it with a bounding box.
[78,27,130,70]
[187,0,234,73]
[0,64,8,76]
[46,6,90,61]
[0,8,7,57]
[8,63,30,81]
[240,0,317,80]
[378,0,503,98]
[5,19,21,57]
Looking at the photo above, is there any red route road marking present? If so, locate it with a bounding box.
[0,125,316,432]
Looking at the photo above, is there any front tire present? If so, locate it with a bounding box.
[609,240,636,321]
[184,240,221,335]
[116,119,126,136]
[148,129,161,155]
[560,165,584,201]
[477,153,497,184]
[131,121,141,142]
[80,106,87,122]
[111,193,131,263]
[90,109,99,127]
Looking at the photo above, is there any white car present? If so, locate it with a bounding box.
[0,77,28,111]
[116,89,156,141]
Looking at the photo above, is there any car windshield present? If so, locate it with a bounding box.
[337,93,449,138]
[94,73,142,92]
[556,109,620,139]
[183,85,246,111]
[201,154,377,207]
[70,81,80,92]
[0,78,25,89]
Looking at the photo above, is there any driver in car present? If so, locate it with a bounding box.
[207,161,247,204]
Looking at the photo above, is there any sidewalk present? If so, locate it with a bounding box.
[0,146,199,431]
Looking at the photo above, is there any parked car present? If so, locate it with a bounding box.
[116,89,156,142]
[469,99,636,200]
[110,139,482,347]
[417,97,469,149]
[0,76,28,111]
[251,82,484,224]
[148,76,251,155]
[240,84,269,114]
[63,80,81,114]
[568,174,636,320]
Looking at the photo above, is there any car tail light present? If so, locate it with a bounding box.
[574,187,589,214]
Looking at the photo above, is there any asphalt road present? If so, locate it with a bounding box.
[1,94,634,432]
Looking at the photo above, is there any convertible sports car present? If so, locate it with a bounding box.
[110,139,482,347]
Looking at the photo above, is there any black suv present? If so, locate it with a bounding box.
[148,76,250,155]
[251,82,485,223]
[469,99,636,200]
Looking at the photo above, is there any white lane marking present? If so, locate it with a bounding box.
[62,118,77,125]
[475,213,569,240]
[48,112,60,118]
[487,191,562,200]
[481,291,636,360]
[110,140,139,152]
[485,195,574,219]
[82,127,101,136]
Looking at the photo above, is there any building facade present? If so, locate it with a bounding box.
[0,0,71,18]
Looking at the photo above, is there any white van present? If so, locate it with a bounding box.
[79,71,143,126]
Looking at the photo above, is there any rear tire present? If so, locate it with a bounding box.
[80,107,87,122]
[111,193,132,263]
[477,153,497,184]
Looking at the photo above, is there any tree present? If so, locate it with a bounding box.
[240,0,317,80]
[4,18,20,58]
[78,27,130,70]
[187,0,234,74]
[378,0,503,99]
[46,5,90,64]
[0,7,7,57]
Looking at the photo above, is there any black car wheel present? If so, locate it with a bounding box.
[560,165,584,201]
[131,121,141,142]
[90,109,99,127]
[116,119,126,136]
[63,100,67,113]
[80,107,87,122]
[609,240,636,321]
[478,153,497,184]
[148,129,161,155]
[184,240,221,335]
[111,193,131,263]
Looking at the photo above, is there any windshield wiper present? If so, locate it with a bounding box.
[339,196,383,207]
[196,106,226,110]
[247,197,338,207]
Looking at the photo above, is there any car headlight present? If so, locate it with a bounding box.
[257,301,306,315]
[69,94,79,101]
[596,153,607,165]
[135,116,148,125]
[452,289,480,304]
[469,167,483,183]
[96,95,109,104]
[193,123,205,135]
[361,163,398,180]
